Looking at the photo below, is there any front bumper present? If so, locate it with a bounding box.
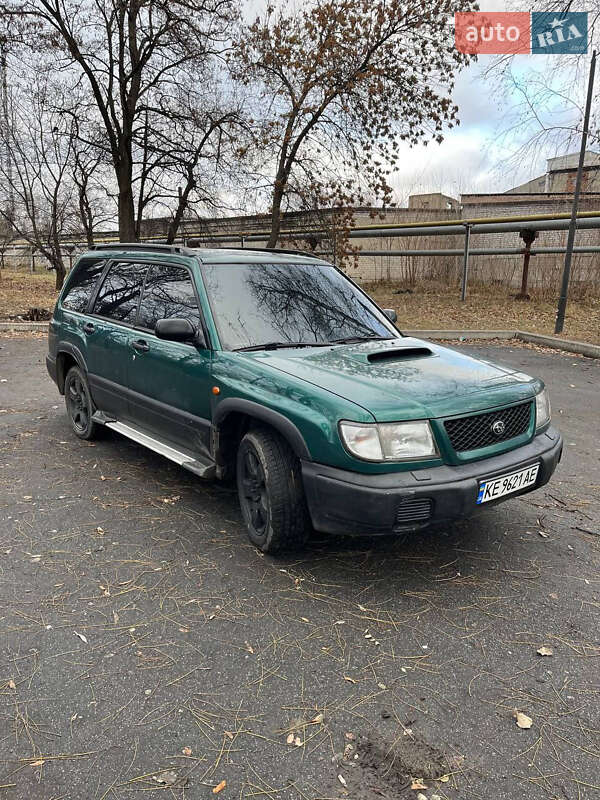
[302,427,562,535]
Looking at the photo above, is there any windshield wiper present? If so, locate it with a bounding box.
[330,335,395,345]
[234,341,331,352]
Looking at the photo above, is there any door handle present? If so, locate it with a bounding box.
[132,339,150,353]
[82,322,95,334]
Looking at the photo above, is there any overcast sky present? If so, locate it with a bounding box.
[390,52,588,203]
[387,0,594,205]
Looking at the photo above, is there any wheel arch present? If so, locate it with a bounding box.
[213,399,312,477]
[56,344,87,394]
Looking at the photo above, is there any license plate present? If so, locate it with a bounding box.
[477,463,540,504]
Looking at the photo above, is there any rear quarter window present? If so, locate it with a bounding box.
[61,258,106,313]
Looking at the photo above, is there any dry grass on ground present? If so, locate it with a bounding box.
[0,269,58,319]
[1,268,598,345]
[368,281,600,345]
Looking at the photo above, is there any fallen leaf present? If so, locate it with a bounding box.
[153,770,178,785]
[224,731,234,740]
[411,780,427,790]
[377,682,387,690]
[213,779,226,794]
[514,711,533,729]
[294,736,302,746]
[31,759,45,768]
[312,712,324,724]
[301,616,310,623]
[536,646,553,656]
[8,679,16,690]
[344,676,358,684]
[286,733,294,745]
[438,775,450,783]
[73,631,88,644]
[345,732,355,740]
[244,641,254,654]
[182,746,192,756]
[96,526,105,535]
[337,774,347,786]
[538,531,549,538]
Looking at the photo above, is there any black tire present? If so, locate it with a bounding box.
[64,366,99,440]
[236,426,310,553]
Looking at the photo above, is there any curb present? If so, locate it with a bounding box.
[403,329,600,358]
[0,321,48,331]
[2,322,599,359]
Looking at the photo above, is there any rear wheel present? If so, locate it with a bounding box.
[64,366,99,440]
[236,426,310,553]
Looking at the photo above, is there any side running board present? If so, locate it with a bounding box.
[92,413,216,479]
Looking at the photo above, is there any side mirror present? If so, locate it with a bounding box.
[383,308,397,323]
[155,318,202,345]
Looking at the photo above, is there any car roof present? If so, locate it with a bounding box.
[86,243,330,266]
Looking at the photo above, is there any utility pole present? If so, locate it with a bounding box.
[555,50,596,334]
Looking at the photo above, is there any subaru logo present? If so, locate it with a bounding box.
[491,419,506,436]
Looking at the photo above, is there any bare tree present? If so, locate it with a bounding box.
[0,75,83,288]
[3,0,240,242]
[231,0,475,247]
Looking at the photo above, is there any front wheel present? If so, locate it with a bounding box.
[64,366,99,440]
[236,426,310,553]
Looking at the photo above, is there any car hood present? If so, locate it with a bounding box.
[246,338,540,421]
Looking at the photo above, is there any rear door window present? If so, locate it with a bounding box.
[137,264,201,332]
[61,258,106,313]
[92,262,148,324]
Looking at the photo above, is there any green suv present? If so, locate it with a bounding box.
[47,243,562,552]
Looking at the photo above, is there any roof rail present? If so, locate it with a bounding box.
[185,241,323,259]
[90,242,190,255]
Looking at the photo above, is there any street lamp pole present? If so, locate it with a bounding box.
[555,49,596,334]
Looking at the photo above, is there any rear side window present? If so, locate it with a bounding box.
[137,264,201,331]
[93,262,148,324]
[61,258,105,313]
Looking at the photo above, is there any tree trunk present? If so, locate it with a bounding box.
[54,260,66,290]
[117,162,137,242]
[267,180,285,248]
[166,179,194,244]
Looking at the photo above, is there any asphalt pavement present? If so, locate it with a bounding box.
[0,336,599,800]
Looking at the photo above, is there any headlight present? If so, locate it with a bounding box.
[535,388,551,430]
[339,420,437,461]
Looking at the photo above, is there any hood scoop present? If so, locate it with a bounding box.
[366,347,433,364]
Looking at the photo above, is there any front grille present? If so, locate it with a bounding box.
[444,401,532,453]
[395,498,433,526]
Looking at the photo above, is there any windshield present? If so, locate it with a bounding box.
[201,262,396,350]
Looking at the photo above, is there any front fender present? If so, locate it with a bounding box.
[211,352,374,470]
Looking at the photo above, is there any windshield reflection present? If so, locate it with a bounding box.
[202,262,394,350]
